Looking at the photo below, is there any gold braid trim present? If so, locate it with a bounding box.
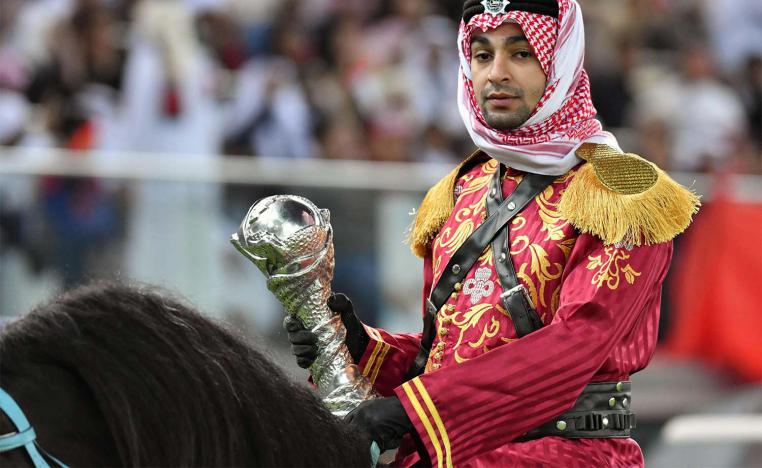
[559,143,701,246]
[408,150,488,258]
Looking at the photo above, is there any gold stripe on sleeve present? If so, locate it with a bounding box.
[413,378,453,468]
[361,327,384,377]
[368,341,391,384]
[401,382,443,468]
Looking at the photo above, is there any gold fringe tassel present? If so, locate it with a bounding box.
[408,167,460,258]
[407,151,486,258]
[558,162,701,246]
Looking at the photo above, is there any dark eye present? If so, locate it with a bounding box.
[474,51,492,62]
[515,50,533,59]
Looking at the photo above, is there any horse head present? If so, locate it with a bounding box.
[0,282,371,466]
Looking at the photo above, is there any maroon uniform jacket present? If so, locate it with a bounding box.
[354,149,698,467]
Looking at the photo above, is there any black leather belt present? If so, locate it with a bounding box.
[519,381,636,440]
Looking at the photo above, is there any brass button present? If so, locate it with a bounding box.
[556,420,567,431]
[616,382,624,392]
[450,292,458,300]
[442,317,452,325]
[446,304,455,312]
[432,363,441,369]
[454,282,463,292]
[438,328,449,336]
[609,397,616,408]
[434,352,444,360]
[481,211,487,220]
[437,342,446,350]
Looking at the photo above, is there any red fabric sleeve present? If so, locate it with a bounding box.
[357,326,422,396]
[355,253,434,395]
[393,235,673,466]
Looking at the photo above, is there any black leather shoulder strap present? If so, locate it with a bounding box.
[486,166,546,337]
[406,169,556,379]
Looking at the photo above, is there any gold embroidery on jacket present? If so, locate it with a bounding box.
[557,237,576,261]
[454,206,473,223]
[433,164,496,280]
[538,184,571,241]
[513,242,564,309]
[435,219,476,257]
[441,303,495,364]
[511,214,527,231]
[432,255,442,283]
[468,316,500,349]
[476,245,493,267]
[504,172,523,184]
[586,246,642,290]
[457,161,496,198]
[509,177,577,318]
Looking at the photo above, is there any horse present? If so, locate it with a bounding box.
[0,282,372,466]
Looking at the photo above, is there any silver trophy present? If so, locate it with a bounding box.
[231,195,379,417]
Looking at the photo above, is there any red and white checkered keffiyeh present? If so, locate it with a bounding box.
[457,0,620,175]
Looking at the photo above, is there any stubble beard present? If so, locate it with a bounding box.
[481,102,533,130]
[478,83,545,130]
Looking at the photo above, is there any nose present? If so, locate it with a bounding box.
[487,52,512,84]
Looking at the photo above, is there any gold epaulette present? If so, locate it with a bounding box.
[558,143,701,246]
[408,150,488,258]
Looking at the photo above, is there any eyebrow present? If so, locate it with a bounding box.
[470,34,529,47]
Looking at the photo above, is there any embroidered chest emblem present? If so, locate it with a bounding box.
[463,267,495,304]
[482,0,510,16]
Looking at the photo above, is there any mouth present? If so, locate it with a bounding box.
[486,93,520,108]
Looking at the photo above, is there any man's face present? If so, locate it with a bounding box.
[470,22,547,130]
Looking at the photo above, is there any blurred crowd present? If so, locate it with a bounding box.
[0,0,759,170]
[0,0,760,300]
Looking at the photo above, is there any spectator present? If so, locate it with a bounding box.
[119,0,225,313]
[669,46,748,172]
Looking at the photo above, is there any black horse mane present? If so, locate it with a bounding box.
[0,282,370,466]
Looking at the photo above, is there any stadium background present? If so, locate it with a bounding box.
[0,0,760,465]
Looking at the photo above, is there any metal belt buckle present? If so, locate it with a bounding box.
[502,284,536,310]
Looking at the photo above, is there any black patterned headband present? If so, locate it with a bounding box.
[462,0,560,24]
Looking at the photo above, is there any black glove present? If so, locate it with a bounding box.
[345,396,413,451]
[283,293,370,368]
[327,293,370,363]
[283,315,318,369]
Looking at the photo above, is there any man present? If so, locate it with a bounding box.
[286,0,699,465]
